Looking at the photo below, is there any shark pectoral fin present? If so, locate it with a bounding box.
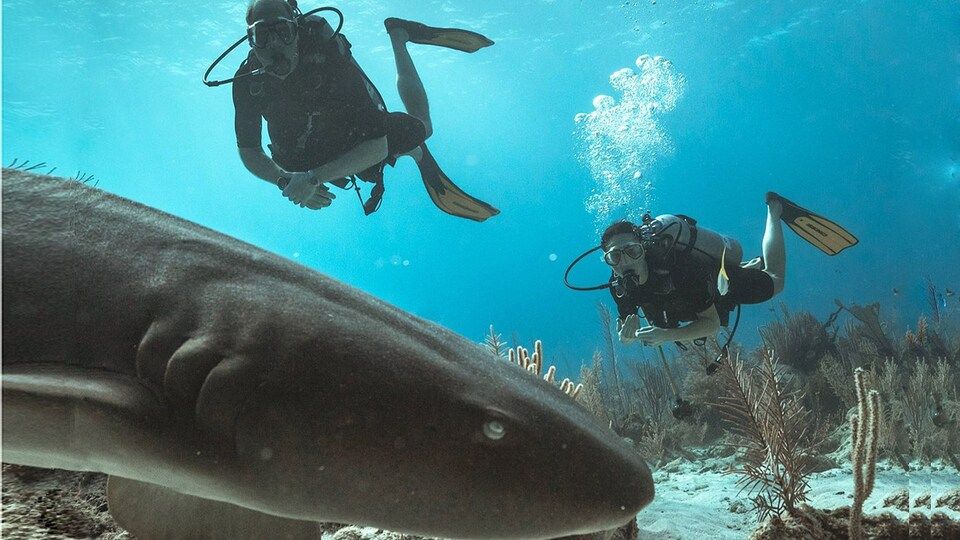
[107,476,321,540]
[1,364,171,472]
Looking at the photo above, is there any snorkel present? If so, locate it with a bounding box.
[203,3,345,87]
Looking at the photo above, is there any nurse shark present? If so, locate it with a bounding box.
[1,170,653,539]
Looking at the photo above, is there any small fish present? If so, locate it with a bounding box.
[717,246,730,296]
[893,288,900,296]
[946,288,956,297]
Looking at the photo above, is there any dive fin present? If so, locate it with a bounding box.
[767,192,858,255]
[416,145,499,222]
[384,18,494,53]
[107,476,321,540]
[740,256,764,270]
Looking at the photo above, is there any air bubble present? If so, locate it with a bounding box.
[575,54,685,232]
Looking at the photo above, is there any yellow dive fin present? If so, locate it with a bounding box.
[384,18,494,53]
[416,145,500,222]
[767,192,858,255]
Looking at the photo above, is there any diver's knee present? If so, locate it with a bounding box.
[767,273,785,296]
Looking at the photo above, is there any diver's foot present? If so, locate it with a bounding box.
[765,191,783,220]
[741,256,765,270]
[384,18,494,53]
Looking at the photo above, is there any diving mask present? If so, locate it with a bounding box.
[247,17,298,48]
[603,243,645,267]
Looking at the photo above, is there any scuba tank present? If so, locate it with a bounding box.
[642,214,742,271]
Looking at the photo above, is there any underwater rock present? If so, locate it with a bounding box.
[749,504,960,539]
[806,455,838,473]
[728,501,749,514]
[1,170,653,539]
[1,464,128,539]
[883,489,910,512]
[936,490,960,513]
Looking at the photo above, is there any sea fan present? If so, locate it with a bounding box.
[713,351,817,521]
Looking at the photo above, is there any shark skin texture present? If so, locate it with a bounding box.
[1,170,654,539]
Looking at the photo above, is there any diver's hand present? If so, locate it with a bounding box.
[279,172,335,210]
[617,315,641,344]
[636,326,671,347]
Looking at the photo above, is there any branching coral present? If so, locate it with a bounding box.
[596,302,628,414]
[904,317,929,358]
[482,324,508,359]
[6,158,97,184]
[836,301,897,361]
[578,351,612,425]
[714,351,817,521]
[849,368,880,540]
[759,305,839,374]
[632,361,671,422]
[866,356,960,469]
[507,340,583,399]
[818,355,857,412]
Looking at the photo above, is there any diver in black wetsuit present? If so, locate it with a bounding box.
[561,191,854,420]
[578,192,858,348]
[230,0,499,221]
[602,202,779,348]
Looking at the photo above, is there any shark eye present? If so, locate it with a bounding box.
[482,420,506,441]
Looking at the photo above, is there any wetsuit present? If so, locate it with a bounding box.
[610,254,775,328]
[232,17,426,177]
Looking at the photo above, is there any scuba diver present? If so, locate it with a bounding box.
[565,192,858,351]
[207,0,499,221]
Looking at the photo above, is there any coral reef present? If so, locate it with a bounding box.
[713,351,818,521]
[749,505,960,540]
[597,302,629,415]
[507,340,584,398]
[481,324,508,359]
[578,351,613,426]
[849,368,881,540]
[758,304,840,374]
[6,158,98,184]
[1,464,128,539]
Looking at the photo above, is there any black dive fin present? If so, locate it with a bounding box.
[767,192,858,255]
[107,476,321,540]
[384,18,494,53]
[417,145,499,222]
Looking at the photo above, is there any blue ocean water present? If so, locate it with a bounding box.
[4,0,958,374]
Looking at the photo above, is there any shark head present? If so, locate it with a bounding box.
[228,305,653,539]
